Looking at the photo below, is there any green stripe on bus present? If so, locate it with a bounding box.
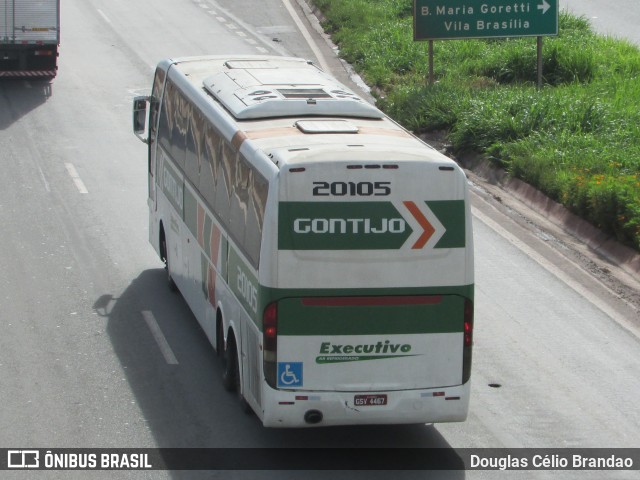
[276,294,465,336]
[428,200,466,249]
[260,284,473,312]
[278,201,408,250]
[228,247,259,320]
[278,200,466,250]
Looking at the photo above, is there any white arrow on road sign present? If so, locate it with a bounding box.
[538,0,551,14]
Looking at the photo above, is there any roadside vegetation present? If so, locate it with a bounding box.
[312,0,640,251]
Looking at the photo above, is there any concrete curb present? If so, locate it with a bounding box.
[465,157,640,280]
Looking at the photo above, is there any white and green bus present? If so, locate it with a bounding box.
[133,55,474,427]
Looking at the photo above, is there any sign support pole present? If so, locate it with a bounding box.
[428,40,434,85]
[537,36,543,89]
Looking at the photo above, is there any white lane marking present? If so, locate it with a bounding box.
[37,164,50,192]
[281,0,330,72]
[142,311,179,365]
[256,47,268,54]
[97,9,112,25]
[64,163,88,194]
[236,31,247,38]
[472,205,639,337]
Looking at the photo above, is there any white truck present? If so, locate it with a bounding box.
[1,0,59,78]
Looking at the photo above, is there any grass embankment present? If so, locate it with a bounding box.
[313,0,640,251]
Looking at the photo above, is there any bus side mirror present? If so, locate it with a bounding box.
[133,96,150,143]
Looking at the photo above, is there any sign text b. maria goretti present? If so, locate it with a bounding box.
[414,0,559,41]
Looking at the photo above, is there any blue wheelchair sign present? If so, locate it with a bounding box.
[277,362,303,388]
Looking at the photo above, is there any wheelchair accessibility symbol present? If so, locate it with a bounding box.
[277,362,303,387]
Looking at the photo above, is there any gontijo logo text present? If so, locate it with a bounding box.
[279,200,466,251]
[316,340,418,364]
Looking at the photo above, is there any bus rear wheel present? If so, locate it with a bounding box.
[160,228,178,293]
[222,334,239,392]
[222,333,251,413]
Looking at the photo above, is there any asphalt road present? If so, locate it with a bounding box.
[0,1,639,479]
[561,0,640,45]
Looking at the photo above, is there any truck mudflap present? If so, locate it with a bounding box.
[0,45,58,78]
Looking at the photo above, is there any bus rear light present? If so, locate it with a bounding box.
[263,302,278,388]
[34,50,53,56]
[462,298,474,384]
[265,325,277,338]
[464,299,474,348]
[263,302,277,351]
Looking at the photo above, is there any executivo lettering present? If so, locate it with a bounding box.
[316,340,419,364]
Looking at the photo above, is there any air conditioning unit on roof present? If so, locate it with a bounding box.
[202,57,383,120]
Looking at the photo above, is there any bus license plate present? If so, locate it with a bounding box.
[354,394,387,406]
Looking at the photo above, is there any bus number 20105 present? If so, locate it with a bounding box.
[312,181,391,197]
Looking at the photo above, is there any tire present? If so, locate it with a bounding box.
[222,333,252,414]
[161,233,178,293]
[222,334,238,392]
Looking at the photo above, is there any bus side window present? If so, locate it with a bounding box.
[157,82,172,157]
[229,155,250,260]
[215,142,234,226]
[158,81,187,170]
[199,125,220,209]
[244,168,268,267]
[149,68,165,146]
[171,90,188,170]
[185,108,204,187]
[148,68,165,200]
[251,170,268,230]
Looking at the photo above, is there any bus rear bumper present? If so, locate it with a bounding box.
[261,383,470,428]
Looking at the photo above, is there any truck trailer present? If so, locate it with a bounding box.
[1,0,60,78]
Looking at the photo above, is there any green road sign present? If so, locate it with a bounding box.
[414,0,559,40]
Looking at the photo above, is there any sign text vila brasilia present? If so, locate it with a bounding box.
[414,0,558,40]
